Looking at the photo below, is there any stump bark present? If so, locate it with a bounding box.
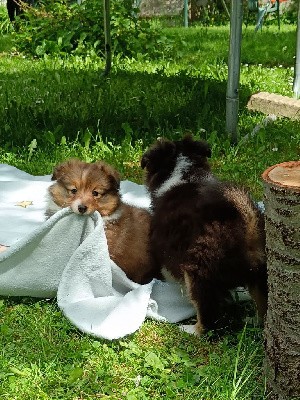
[262,161,300,400]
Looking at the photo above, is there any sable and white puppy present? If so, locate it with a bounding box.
[46,159,155,284]
[141,135,268,334]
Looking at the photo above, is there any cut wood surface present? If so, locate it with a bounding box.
[263,161,300,190]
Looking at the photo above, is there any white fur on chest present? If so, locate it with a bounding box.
[155,155,192,198]
[102,208,123,224]
[45,193,63,216]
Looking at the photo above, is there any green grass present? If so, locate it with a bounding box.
[0,299,266,399]
[165,24,297,67]
[0,19,300,399]
[0,25,298,145]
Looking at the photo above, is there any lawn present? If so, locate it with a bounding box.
[0,13,300,399]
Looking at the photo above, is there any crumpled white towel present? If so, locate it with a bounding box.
[0,164,195,339]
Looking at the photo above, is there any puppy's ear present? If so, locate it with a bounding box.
[181,135,211,158]
[195,140,211,158]
[51,159,81,181]
[51,162,67,181]
[141,154,149,170]
[107,166,121,191]
[141,139,176,170]
[95,162,121,190]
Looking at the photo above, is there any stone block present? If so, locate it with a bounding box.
[247,92,300,120]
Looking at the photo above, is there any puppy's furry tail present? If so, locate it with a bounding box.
[224,186,265,266]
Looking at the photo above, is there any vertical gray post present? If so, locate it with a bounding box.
[276,0,280,30]
[226,0,243,143]
[184,0,189,27]
[220,0,230,19]
[103,0,111,76]
[293,0,300,99]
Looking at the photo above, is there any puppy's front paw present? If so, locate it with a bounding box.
[243,315,264,327]
[0,244,9,253]
[179,323,203,336]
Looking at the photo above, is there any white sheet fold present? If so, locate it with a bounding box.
[0,164,195,339]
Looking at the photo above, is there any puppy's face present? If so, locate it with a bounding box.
[141,135,211,192]
[48,159,121,216]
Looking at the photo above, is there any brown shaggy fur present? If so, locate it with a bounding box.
[141,136,268,334]
[46,159,155,284]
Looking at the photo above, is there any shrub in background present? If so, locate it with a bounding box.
[189,0,297,27]
[281,0,298,24]
[12,0,165,58]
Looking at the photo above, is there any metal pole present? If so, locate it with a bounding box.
[184,0,188,27]
[220,0,230,19]
[276,0,280,30]
[293,0,300,99]
[226,0,243,143]
[103,0,111,76]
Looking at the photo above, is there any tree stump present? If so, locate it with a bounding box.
[262,161,300,400]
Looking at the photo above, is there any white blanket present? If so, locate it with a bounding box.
[0,164,196,339]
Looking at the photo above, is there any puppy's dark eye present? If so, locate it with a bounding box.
[92,190,99,197]
[70,188,77,194]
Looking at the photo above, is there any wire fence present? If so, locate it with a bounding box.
[138,0,229,27]
[137,0,293,27]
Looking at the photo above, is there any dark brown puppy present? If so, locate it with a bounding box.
[141,136,267,334]
[46,159,155,284]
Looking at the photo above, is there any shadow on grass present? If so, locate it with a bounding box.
[0,67,253,147]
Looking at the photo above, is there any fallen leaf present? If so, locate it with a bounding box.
[15,201,33,208]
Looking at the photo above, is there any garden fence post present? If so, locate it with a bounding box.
[293,0,300,99]
[103,0,111,76]
[226,0,243,143]
[183,0,189,27]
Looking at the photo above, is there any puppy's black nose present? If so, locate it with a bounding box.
[78,205,88,214]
